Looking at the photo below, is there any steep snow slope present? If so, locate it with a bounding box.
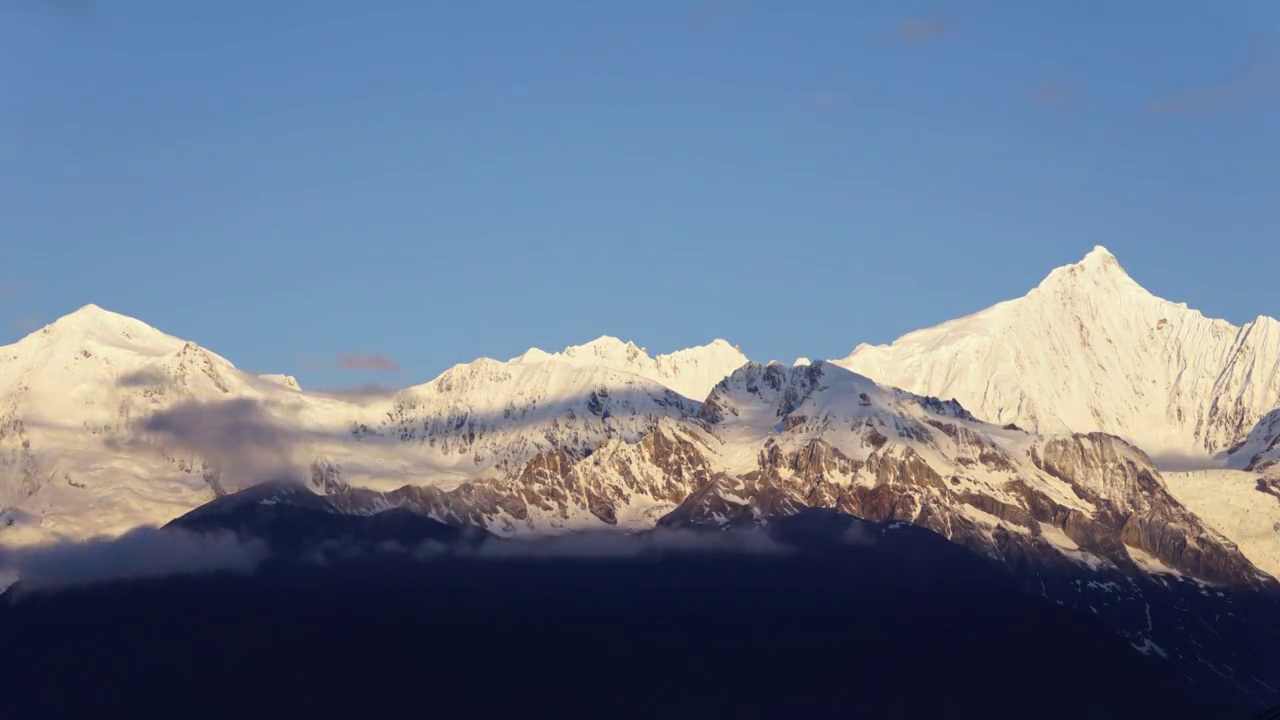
[1164,470,1280,579]
[1226,408,1280,473]
[837,247,1280,460]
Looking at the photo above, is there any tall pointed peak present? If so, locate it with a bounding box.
[663,338,746,359]
[1082,245,1118,265]
[1035,245,1144,295]
[49,303,144,331]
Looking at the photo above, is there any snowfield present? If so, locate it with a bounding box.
[1164,470,1280,580]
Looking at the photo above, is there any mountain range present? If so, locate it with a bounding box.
[4,247,1280,712]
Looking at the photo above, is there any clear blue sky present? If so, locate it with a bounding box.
[2,1,1277,389]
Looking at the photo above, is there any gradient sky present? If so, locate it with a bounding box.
[2,1,1277,389]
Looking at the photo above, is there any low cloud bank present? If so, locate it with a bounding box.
[362,527,803,564]
[0,511,887,595]
[1,527,267,596]
[471,528,792,559]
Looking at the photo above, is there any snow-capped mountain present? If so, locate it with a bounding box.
[0,305,310,542]
[0,306,746,539]
[659,361,1268,583]
[3,299,1275,574]
[648,361,1280,704]
[838,246,1280,460]
[4,300,1280,708]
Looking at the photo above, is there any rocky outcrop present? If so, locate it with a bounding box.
[1032,433,1267,587]
[656,472,806,529]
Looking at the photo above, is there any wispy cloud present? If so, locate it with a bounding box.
[11,315,42,336]
[317,382,400,399]
[471,528,792,560]
[1146,69,1280,114]
[1032,80,1077,108]
[683,0,749,30]
[130,398,302,493]
[117,367,172,388]
[898,16,945,45]
[336,353,400,372]
[813,92,839,110]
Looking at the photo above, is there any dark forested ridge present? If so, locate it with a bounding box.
[1,511,1263,719]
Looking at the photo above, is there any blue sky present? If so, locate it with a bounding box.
[2,1,1277,389]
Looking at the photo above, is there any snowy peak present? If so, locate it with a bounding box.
[508,335,748,401]
[839,246,1280,458]
[561,335,643,363]
[25,304,173,347]
[1083,244,1118,265]
[49,304,149,334]
[0,304,279,436]
[1033,245,1147,300]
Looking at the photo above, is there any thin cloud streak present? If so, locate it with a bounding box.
[1146,70,1280,114]
[898,17,945,45]
[336,353,401,372]
[11,315,42,336]
[1032,80,1077,108]
[316,382,401,399]
[682,0,749,30]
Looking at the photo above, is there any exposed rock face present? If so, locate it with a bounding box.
[307,419,719,533]
[1031,433,1263,586]
[656,472,806,529]
[0,414,41,513]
